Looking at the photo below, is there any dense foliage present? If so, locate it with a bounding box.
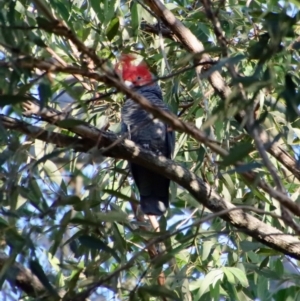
[1,0,300,300]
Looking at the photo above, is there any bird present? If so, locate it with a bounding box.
[116,54,175,216]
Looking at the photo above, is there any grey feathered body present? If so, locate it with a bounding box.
[121,84,175,215]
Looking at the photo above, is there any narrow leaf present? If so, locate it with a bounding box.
[29,260,58,296]
[78,235,120,262]
[0,95,29,106]
[221,141,254,166]
[57,119,88,128]
[106,17,119,41]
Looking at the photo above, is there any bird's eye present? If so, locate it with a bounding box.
[136,76,142,80]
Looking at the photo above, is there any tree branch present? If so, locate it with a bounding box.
[2,114,300,260]
[0,253,48,298]
[20,97,300,221]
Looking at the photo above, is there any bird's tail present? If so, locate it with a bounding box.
[140,196,169,216]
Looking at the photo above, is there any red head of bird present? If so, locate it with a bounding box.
[115,54,153,87]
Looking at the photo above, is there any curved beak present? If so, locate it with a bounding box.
[124,80,133,87]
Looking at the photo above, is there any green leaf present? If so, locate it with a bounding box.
[57,119,88,128]
[240,241,264,252]
[70,217,102,227]
[189,279,203,291]
[199,269,224,298]
[274,258,284,277]
[29,260,58,296]
[226,267,249,287]
[60,195,81,205]
[90,0,104,22]
[67,268,82,293]
[52,1,70,21]
[273,286,300,301]
[138,285,180,300]
[259,256,269,269]
[210,280,220,300]
[94,211,129,224]
[103,189,137,203]
[29,32,47,47]
[31,148,69,171]
[221,141,254,166]
[223,267,235,284]
[112,223,127,255]
[7,70,20,94]
[227,162,262,174]
[36,16,53,29]
[50,210,72,256]
[106,17,119,41]
[38,82,52,107]
[104,0,117,24]
[257,275,270,300]
[201,241,214,261]
[281,75,300,123]
[0,216,9,228]
[78,235,120,262]
[0,94,29,106]
[0,252,18,289]
[131,2,139,36]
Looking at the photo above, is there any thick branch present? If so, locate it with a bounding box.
[0,253,47,297]
[3,56,299,217]
[21,97,300,220]
[2,115,300,260]
[1,115,92,152]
